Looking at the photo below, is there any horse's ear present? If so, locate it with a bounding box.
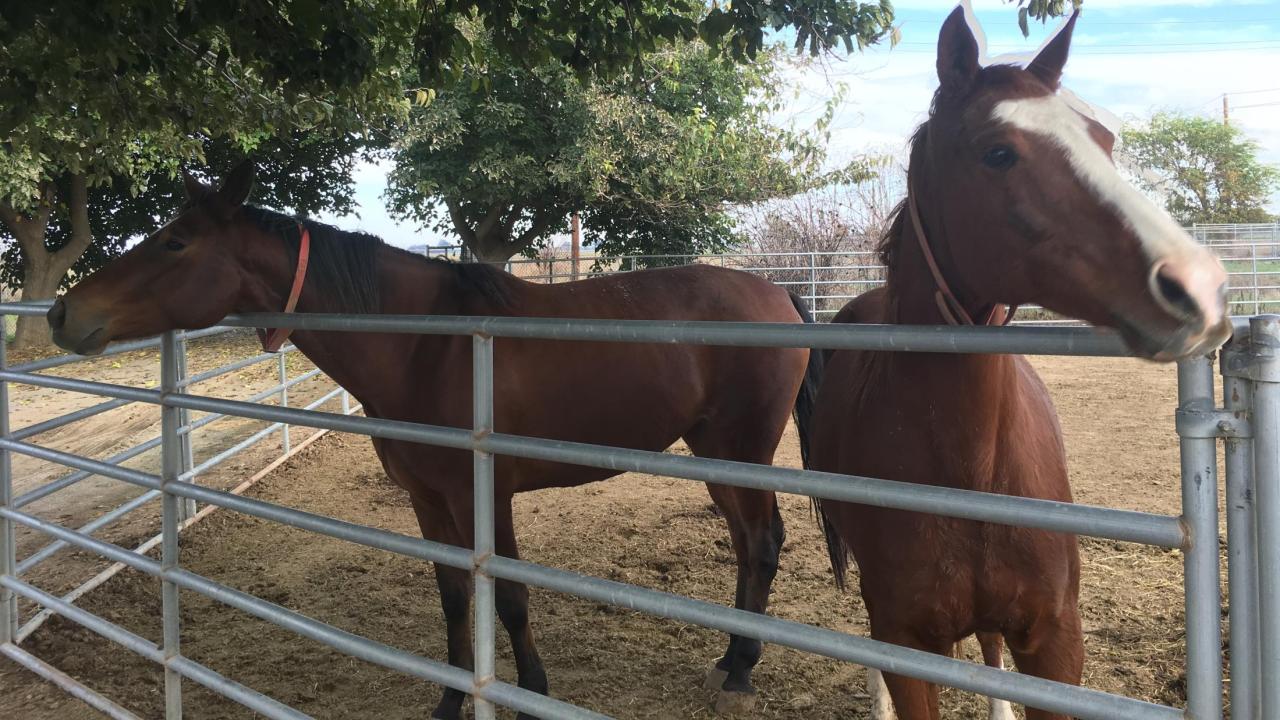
[182,171,213,203]
[217,160,255,207]
[937,5,980,94]
[1027,9,1079,90]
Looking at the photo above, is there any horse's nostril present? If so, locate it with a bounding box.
[1153,264,1200,322]
[47,298,67,331]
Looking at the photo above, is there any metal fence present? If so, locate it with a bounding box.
[0,321,357,656]
[423,222,1280,321]
[1,301,1276,719]
[1190,224,1280,317]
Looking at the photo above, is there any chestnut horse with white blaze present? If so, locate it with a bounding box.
[47,166,823,718]
[804,8,1230,720]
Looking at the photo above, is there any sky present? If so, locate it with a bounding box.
[316,0,1280,249]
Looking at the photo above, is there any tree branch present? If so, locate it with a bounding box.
[54,173,95,268]
[511,207,564,250]
[0,198,19,233]
[445,198,478,245]
[2,182,56,258]
[474,202,506,242]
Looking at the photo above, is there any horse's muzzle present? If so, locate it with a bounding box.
[48,297,110,356]
[47,298,66,332]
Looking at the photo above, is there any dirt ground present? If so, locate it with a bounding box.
[0,353,1222,719]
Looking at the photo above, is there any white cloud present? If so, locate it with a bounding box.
[774,7,1280,214]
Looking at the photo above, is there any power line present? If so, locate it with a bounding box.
[899,39,1280,48]
[1226,87,1280,97]
[1234,101,1280,110]
[884,45,1280,56]
[890,13,1280,25]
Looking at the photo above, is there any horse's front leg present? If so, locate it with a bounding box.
[409,494,474,720]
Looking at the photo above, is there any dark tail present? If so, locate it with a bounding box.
[786,293,850,590]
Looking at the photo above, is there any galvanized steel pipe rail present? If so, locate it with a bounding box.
[0,436,1182,720]
[0,368,1186,548]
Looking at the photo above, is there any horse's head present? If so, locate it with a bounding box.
[49,163,269,355]
[915,7,1230,360]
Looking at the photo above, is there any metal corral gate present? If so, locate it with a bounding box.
[1,303,1277,720]
[0,319,357,652]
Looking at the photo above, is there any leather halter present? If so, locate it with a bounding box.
[906,191,1018,327]
[258,224,311,352]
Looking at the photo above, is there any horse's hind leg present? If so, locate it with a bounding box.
[699,482,784,715]
[684,388,792,714]
[494,496,549,718]
[976,632,1016,720]
[1006,610,1084,720]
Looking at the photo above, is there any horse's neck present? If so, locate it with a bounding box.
[883,223,1020,447]
[282,247,502,415]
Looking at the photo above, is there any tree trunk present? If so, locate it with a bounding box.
[445,198,564,265]
[468,236,520,264]
[11,261,63,349]
[1,174,96,351]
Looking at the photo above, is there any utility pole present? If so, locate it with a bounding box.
[1223,94,1230,127]
[571,212,581,281]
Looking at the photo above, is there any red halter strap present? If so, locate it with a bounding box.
[258,224,311,352]
[906,191,1018,327]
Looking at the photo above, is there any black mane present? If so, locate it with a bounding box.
[876,121,929,270]
[238,206,514,311]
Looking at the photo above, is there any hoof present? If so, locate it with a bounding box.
[715,689,758,716]
[704,666,729,691]
[988,698,1017,720]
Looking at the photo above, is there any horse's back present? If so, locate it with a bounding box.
[454,263,809,492]
[535,263,801,323]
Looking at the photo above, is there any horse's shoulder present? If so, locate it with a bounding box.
[830,287,890,326]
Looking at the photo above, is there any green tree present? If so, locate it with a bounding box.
[0,0,1042,344]
[0,2,408,347]
[386,40,850,263]
[0,132,375,299]
[1121,113,1280,225]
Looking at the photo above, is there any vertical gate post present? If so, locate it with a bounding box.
[160,331,184,718]
[277,353,290,454]
[1253,240,1262,316]
[0,327,16,645]
[1247,315,1280,718]
[1223,335,1261,720]
[1176,354,1224,720]
[174,334,196,520]
[472,333,496,720]
[809,251,818,315]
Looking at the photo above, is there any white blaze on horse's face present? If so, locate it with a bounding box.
[992,93,1230,356]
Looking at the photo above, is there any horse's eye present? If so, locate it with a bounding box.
[164,239,186,252]
[982,146,1017,170]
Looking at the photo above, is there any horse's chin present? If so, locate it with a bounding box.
[1113,314,1231,363]
[53,327,110,357]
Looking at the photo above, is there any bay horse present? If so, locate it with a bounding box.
[805,8,1230,720]
[47,165,820,718]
